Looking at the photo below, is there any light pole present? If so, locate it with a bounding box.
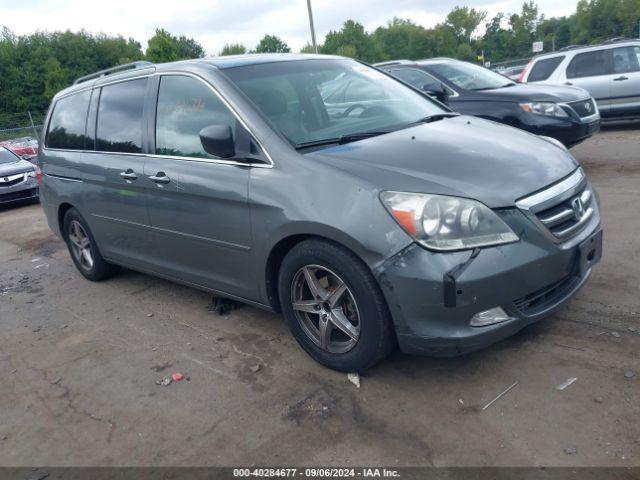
[306,0,318,53]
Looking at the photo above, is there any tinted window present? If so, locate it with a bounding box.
[528,56,565,82]
[567,50,610,79]
[0,147,19,164]
[46,90,91,150]
[391,69,439,89]
[428,62,513,90]
[612,47,640,74]
[96,78,147,153]
[155,75,237,159]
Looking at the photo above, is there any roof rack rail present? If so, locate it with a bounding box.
[73,61,154,85]
[558,45,586,52]
[601,37,634,45]
[373,59,413,67]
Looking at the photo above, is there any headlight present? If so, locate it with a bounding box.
[519,102,568,118]
[27,170,37,178]
[380,192,519,251]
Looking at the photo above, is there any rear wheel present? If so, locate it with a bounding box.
[278,239,395,372]
[63,208,119,281]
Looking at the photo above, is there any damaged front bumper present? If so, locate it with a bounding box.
[375,207,602,357]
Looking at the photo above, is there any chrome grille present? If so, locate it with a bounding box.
[0,173,26,188]
[516,169,596,242]
[568,98,596,118]
[536,187,594,239]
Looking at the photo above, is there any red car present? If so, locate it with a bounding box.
[0,136,39,163]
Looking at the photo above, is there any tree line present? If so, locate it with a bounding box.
[1,0,638,124]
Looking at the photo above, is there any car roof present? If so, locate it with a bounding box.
[54,53,344,99]
[375,57,461,68]
[532,39,640,60]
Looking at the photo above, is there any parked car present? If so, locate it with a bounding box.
[500,65,526,82]
[0,136,39,163]
[40,55,602,372]
[375,58,600,147]
[0,146,40,205]
[520,39,640,120]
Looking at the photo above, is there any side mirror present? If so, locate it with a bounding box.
[422,83,448,103]
[199,125,235,158]
[21,154,31,161]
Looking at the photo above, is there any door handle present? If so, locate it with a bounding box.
[120,170,137,181]
[613,76,629,81]
[564,81,573,86]
[149,172,171,184]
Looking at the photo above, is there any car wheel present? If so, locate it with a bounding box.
[278,239,396,372]
[63,208,119,281]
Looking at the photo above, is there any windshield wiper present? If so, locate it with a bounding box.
[407,112,459,125]
[295,130,392,150]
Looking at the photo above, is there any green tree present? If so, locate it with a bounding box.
[255,34,290,53]
[300,43,317,53]
[219,43,247,56]
[372,18,430,61]
[445,7,487,43]
[145,28,205,62]
[322,20,381,62]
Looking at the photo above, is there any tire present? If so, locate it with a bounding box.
[278,239,396,372]
[62,208,119,281]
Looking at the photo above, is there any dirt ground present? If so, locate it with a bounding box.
[0,124,638,467]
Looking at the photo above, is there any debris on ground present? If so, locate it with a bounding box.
[50,377,62,385]
[611,331,621,338]
[146,313,154,317]
[482,380,519,411]
[594,396,604,403]
[347,373,360,388]
[171,372,185,382]
[250,364,261,373]
[155,377,172,387]
[1,435,7,441]
[207,296,244,315]
[628,326,637,333]
[32,326,41,333]
[556,377,578,391]
[624,370,636,379]
[10,369,16,374]
[564,446,578,455]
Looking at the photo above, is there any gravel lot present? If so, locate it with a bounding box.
[0,125,638,467]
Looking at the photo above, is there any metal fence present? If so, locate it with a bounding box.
[0,111,45,142]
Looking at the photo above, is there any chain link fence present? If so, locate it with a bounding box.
[0,111,46,143]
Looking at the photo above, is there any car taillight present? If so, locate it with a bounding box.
[518,60,532,83]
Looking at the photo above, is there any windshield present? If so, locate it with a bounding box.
[429,62,515,91]
[222,58,446,147]
[0,148,18,165]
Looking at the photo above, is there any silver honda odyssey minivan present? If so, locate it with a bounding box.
[39,54,602,372]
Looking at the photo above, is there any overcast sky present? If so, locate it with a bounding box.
[0,0,580,54]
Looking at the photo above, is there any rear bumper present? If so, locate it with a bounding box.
[375,208,601,357]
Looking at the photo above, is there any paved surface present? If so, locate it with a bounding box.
[0,125,638,467]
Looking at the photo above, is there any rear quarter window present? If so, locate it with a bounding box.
[566,49,610,79]
[46,90,91,150]
[528,56,565,82]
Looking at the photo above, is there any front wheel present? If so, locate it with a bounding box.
[278,239,396,372]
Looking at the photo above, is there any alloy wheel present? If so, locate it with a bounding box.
[290,265,360,354]
[68,220,94,271]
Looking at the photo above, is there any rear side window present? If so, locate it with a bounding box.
[96,78,147,153]
[46,90,91,150]
[566,50,610,79]
[528,56,565,82]
[612,46,640,73]
[155,75,237,159]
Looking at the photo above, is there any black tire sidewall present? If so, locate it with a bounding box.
[63,208,116,281]
[278,240,394,372]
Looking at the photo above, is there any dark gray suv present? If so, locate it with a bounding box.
[40,54,602,372]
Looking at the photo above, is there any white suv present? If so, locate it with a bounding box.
[521,39,640,120]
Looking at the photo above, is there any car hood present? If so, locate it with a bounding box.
[0,159,35,176]
[306,116,578,208]
[468,83,591,103]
